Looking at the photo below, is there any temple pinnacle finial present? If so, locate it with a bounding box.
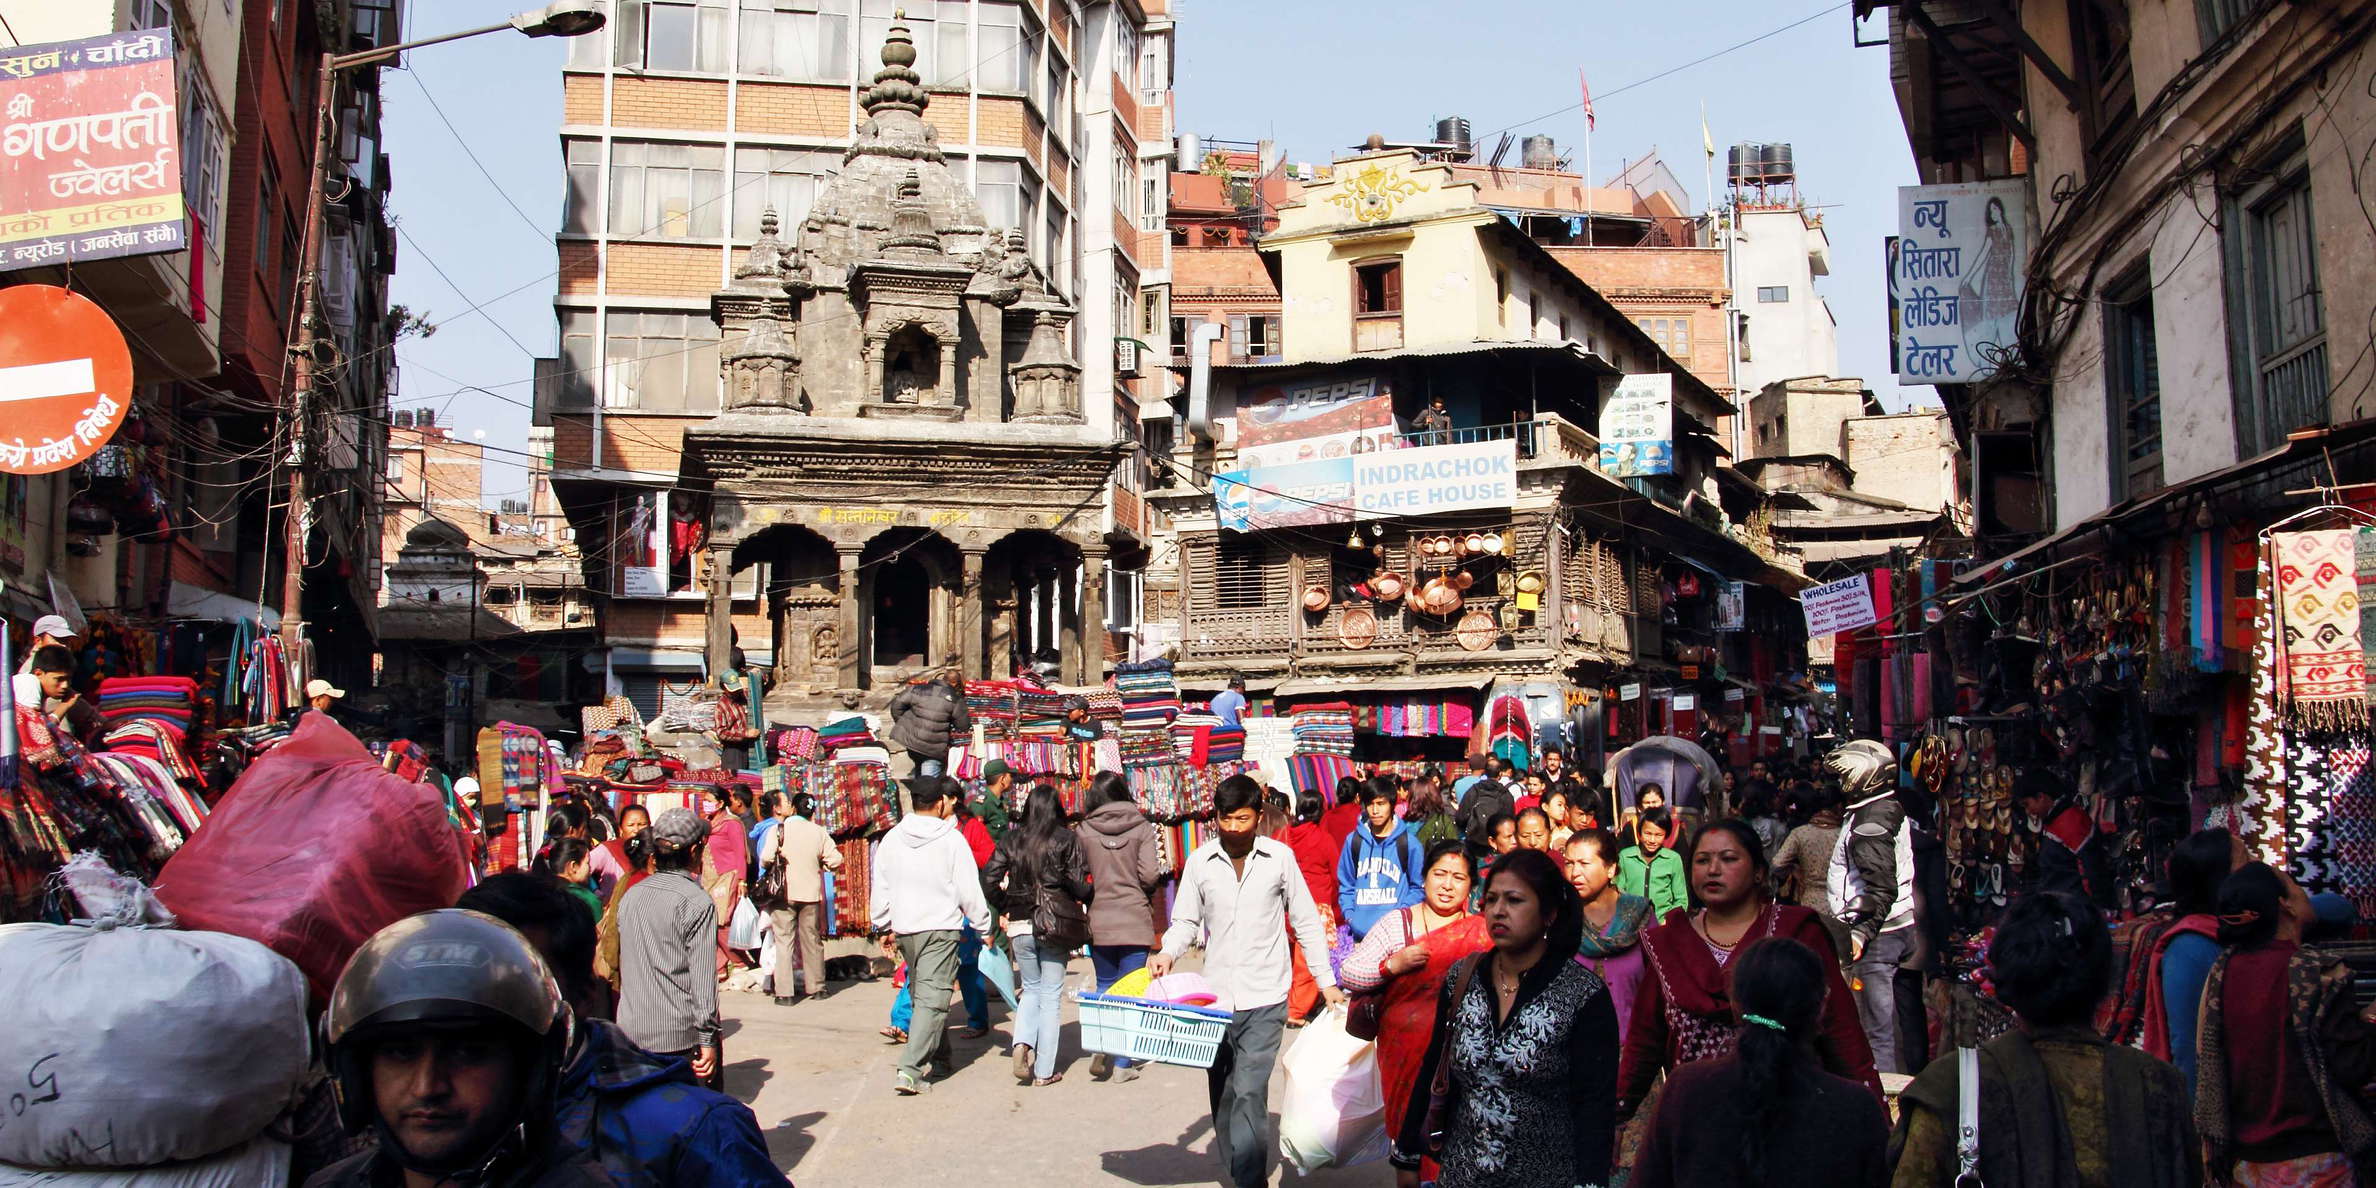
[860,15,927,115]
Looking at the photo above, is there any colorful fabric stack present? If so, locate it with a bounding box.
[1287,703,1356,757]
[96,676,198,736]
[817,716,876,753]
[1284,753,1357,798]
[1015,688,1068,736]
[101,720,201,784]
[1115,659,1181,730]
[964,681,1021,740]
[1189,725,1245,766]
[767,725,820,763]
[1367,697,1476,737]
[1485,693,1533,767]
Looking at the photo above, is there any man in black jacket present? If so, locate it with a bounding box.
[1457,769,1514,866]
[887,673,969,779]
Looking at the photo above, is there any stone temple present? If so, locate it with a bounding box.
[686,17,1127,720]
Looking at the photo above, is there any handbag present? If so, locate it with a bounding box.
[1344,907,1411,1042]
[1422,952,1487,1154]
[749,848,789,912]
[1032,878,1090,950]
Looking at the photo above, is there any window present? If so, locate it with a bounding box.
[1213,537,1268,610]
[1041,55,1071,133]
[2068,0,2136,154]
[129,0,171,28]
[1115,20,1141,88]
[732,147,830,237]
[1637,316,1693,361]
[603,311,722,412]
[562,140,600,233]
[1169,315,1191,362]
[179,71,225,234]
[608,142,724,239]
[2105,279,2162,499]
[1141,174,1162,231]
[738,0,850,81]
[255,159,278,277]
[1756,286,1789,303]
[568,0,611,66]
[1493,269,1508,326]
[2197,0,2262,43]
[974,158,1029,231]
[1526,291,1541,336]
[557,310,599,410]
[2235,160,2326,454]
[1557,315,1570,341]
[855,0,964,86]
[616,0,728,72]
[1111,146,1134,216]
[1355,260,1403,314]
[1044,203,1068,293]
[1228,314,1279,362]
[976,1,1037,92]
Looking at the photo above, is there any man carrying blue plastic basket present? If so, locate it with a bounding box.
[1149,774,1346,1188]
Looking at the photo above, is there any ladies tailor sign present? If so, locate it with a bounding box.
[1890,179,2027,384]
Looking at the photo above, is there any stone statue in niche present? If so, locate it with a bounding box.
[887,343,927,403]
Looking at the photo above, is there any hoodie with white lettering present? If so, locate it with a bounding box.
[1335,817,1424,940]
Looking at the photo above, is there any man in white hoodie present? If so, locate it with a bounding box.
[871,775,993,1095]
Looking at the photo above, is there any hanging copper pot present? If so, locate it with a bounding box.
[1301,584,1331,612]
[1463,532,1486,556]
[1372,571,1407,602]
[1423,581,1463,616]
[1483,531,1506,555]
[1515,570,1547,595]
[1404,588,1428,615]
[1431,535,1456,557]
[1451,570,1475,591]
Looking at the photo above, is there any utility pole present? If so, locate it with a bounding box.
[275,2,606,655]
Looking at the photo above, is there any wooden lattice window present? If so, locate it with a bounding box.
[1213,536,1274,610]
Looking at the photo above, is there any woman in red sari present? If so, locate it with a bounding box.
[1338,837,1493,1188]
[1616,820,1878,1162]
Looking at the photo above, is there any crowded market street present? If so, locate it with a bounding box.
[6,0,2376,1184]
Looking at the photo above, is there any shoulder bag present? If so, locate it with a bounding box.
[1422,952,1488,1154]
[749,845,789,912]
[1344,907,1411,1042]
[1030,843,1091,950]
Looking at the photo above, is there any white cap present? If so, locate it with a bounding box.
[306,678,347,701]
[31,615,73,639]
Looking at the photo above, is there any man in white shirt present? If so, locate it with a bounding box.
[1150,774,1344,1188]
[870,775,992,1096]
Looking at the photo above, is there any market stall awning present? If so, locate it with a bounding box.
[1952,416,2376,588]
[1273,674,1494,698]
[167,581,280,630]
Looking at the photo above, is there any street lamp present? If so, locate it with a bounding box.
[280,3,604,654]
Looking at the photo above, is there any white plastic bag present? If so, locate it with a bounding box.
[0,1137,290,1186]
[728,896,763,949]
[0,921,309,1167]
[1277,1007,1389,1172]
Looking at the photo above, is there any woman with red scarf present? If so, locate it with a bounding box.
[1339,838,1492,1187]
[1616,820,1877,1163]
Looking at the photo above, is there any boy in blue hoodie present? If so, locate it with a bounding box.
[1336,782,1423,939]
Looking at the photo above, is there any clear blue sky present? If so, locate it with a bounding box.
[382,0,1930,507]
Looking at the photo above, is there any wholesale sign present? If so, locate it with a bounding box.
[1890,179,2026,384]
[0,29,184,272]
[1800,573,1879,638]
[1597,373,1673,477]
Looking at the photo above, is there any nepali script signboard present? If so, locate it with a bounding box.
[1598,373,1673,478]
[0,29,184,272]
[0,284,134,474]
[1800,573,1879,638]
[1890,179,2026,385]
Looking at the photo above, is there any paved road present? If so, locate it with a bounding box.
[718,956,1382,1186]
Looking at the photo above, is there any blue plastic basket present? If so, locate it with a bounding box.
[1074,990,1234,1069]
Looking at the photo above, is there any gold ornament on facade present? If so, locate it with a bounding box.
[1328,163,1424,224]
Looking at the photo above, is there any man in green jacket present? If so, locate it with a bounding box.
[1617,806,1689,919]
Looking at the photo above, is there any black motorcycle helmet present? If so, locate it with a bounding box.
[323,909,574,1181]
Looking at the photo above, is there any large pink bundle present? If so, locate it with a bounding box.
[154,712,473,1005]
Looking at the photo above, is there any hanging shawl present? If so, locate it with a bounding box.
[2269,529,2371,731]
[1576,892,1655,959]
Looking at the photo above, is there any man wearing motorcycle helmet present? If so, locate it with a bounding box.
[310,909,611,1188]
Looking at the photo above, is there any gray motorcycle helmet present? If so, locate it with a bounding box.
[1823,738,1898,804]
[324,909,572,1145]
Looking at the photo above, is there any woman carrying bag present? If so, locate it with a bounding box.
[1338,838,1491,1188]
[983,785,1093,1086]
[1079,772,1166,1083]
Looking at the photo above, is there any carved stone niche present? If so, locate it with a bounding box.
[1008,308,1082,424]
[858,312,962,420]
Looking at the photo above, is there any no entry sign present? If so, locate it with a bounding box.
[0,284,132,474]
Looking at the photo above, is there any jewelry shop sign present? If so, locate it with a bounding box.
[0,29,185,272]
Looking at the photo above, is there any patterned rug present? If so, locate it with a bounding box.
[2245,542,2287,865]
[2272,528,2369,730]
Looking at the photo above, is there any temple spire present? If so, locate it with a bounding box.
[859,12,928,117]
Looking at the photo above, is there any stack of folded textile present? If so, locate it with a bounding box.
[96,676,198,736]
[1170,710,1219,760]
[1191,726,1245,766]
[1015,688,1068,737]
[1287,702,1356,757]
[964,681,1018,740]
[103,719,202,784]
[1114,659,1181,730]
[817,715,876,753]
[768,725,819,764]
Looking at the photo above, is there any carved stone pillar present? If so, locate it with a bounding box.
[1075,546,1108,683]
[704,550,734,681]
[836,547,862,691]
[960,548,986,680]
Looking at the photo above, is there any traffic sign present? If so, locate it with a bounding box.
[0,285,133,474]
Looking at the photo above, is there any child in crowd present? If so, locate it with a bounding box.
[1618,807,1689,919]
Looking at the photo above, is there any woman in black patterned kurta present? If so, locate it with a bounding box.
[1397,848,1618,1188]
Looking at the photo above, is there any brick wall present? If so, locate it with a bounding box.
[1110,77,1140,139]
[921,89,972,145]
[549,414,701,473]
[1135,97,1167,145]
[602,243,723,298]
[610,78,729,132]
[1547,246,1727,292]
[1046,143,1070,197]
[562,74,604,125]
[1173,247,1278,297]
[558,241,600,296]
[736,82,851,137]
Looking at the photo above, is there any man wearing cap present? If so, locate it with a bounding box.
[16,614,74,674]
[307,678,346,714]
[616,808,725,1092]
